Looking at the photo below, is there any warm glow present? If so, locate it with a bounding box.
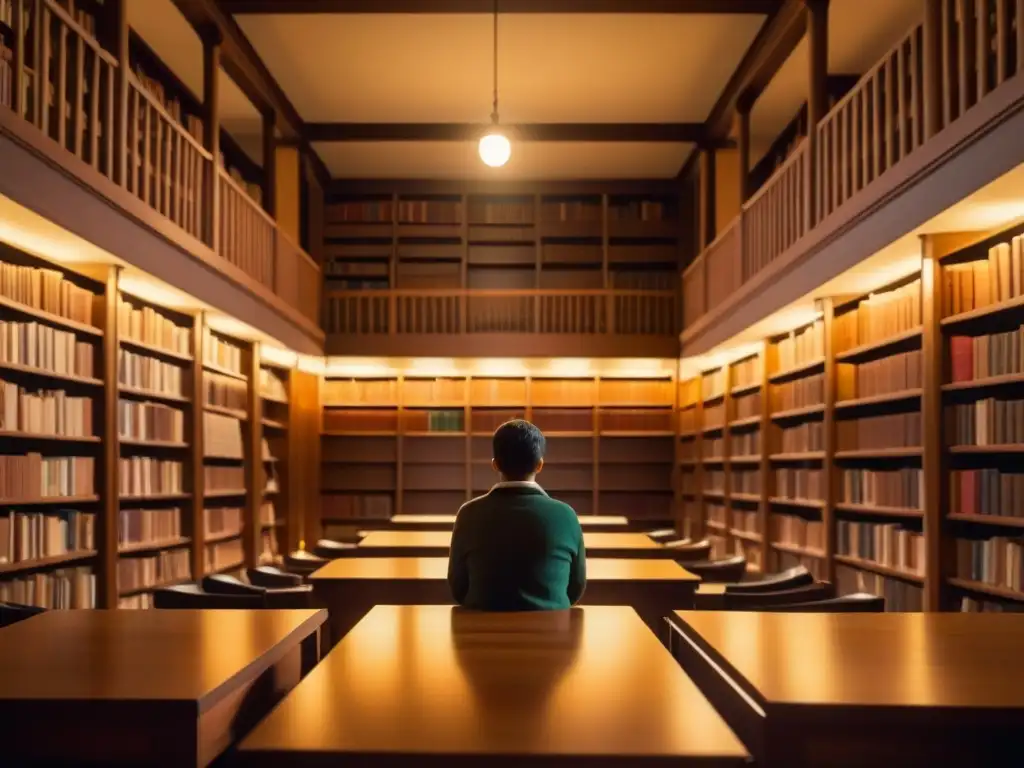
[119,274,195,310]
[261,345,299,369]
[297,354,327,375]
[471,358,530,377]
[322,356,675,379]
[478,132,511,168]
[0,195,121,266]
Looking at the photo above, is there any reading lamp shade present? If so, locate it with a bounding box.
[479,132,511,168]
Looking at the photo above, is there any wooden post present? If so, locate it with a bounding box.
[698,148,716,250]
[189,313,206,582]
[819,298,837,584]
[806,0,829,224]
[12,0,25,118]
[923,0,943,138]
[920,236,945,612]
[111,0,128,187]
[98,266,121,609]
[202,28,222,251]
[737,102,752,204]
[757,340,771,572]
[262,110,277,218]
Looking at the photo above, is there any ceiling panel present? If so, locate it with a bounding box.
[750,0,923,158]
[237,13,764,123]
[313,140,694,180]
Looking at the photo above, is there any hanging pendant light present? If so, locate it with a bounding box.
[479,0,510,168]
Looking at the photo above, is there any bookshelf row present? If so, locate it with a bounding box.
[0,243,307,610]
[321,373,680,523]
[678,221,1024,612]
[324,190,680,293]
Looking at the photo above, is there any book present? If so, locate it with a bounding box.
[118,457,183,497]
[944,238,1024,317]
[956,535,1024,592]
[837,412,921,450]
[0,261,96,327]
[0,454,94,499]
[118,507,182,548]
[772,373,824,411]
[837,520,925,575]
[204,465,244,492]
[772,513,825,552]
[117,299,190,356]
[948,397,1024,446]
[204,537,244,573]
[118,399,184,443]
[837,350,922,400]
[950,324,1024,382]
[950,469,1024,519]
[0,378,93,437]
[835,564,922,610]
[775,320,825,370]
[841,468,923,509]
[0,319,95,378]
[204,411,243,458]
[779,421,824,452]
[118,549,190,593]
[0,566,95,608]
[205,506,243,538]
[775,468,824,501]
[834,279,921,352]
[0,509,94,563]
[118,349,185,395]
[204,332,244,374]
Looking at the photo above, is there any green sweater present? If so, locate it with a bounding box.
[447,483,587,611]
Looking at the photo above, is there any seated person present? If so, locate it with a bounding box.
[448,419,586,610]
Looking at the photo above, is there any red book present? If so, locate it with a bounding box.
[950,336,974,383]
[961,470,977,516]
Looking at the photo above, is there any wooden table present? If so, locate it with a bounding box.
[310,556,699,647]
[384,513,633,533]
[0,609,326,767]
[236,605,749,767]
[669,611,1024,767]
[356,530,675,559]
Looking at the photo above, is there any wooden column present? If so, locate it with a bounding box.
[920,238,943,611]
[819,298,838,584]
[98,266,121,609]
[202,28,222,251]
[737,102,752,204]
[189,313,206,582]
[244,342,264,568]
[275,143,302,243]
[698,148,716,250]
[757,341,771,572]
[287,368,322,550]
[112,0,129,187]
[922,0,943,138]
[262,111,277,219]
[806,0,829,224]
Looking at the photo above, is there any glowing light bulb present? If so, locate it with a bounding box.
[479,132,511,167]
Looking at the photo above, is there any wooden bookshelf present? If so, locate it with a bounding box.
[0,240,308,610]
[320,372,677,530]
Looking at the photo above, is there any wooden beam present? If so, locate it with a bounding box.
[262,110,277,217]
[327,178,682,196]
[220,0,780,13]
[307,123,709,143]
[704,0,806,141]
[202,28,221,251]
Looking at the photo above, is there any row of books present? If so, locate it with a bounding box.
[118,350,185,395]
[731,356,763,390]
[321,493,393,520]
[837,350,922,400]
[836,564,923,610]
[960,597,1024,612]
[950,328,1024,382]
[205,537,244,573]
[204,411,243,459]
[0,380,93,437]
[119,457,182,497]
[703,403,726,429]
[408,410,463,433]
[956,536,1024,592]
[841,468,923,509]
[730,470,761,494]
[772,373,824,411]
[118,400,184,443]
[703,435,724,458]
[731,430,761,456]
[117,299,190,356]
[204,376,247,411]
[0,262,96,328]
[731,507,758,534]
[205,506,243,538]
[204,334,244,375]
[772,513,825,551]
[942,239,1023,317]
[0,566,96,609]
[704,471,724,493]
[404,378,467,404]
[608,200,669,222]
[706,502,727,529]
[837,412,921,450]
[775,321,824,371]
[131,67,204,144]
[0,509,94,564]
[702,369,726,401]
[467,201,534,225]
[836,520,925,575]
[946,398,1024,446]
[0,319,95,378]
[330,200,394,223]
[118,507,181,549]
[950,469,1024,519]
[733,392,762,420]
[779,421,824,452]
[541,201,601,223]
[205,465,244,492]
[259,368,287,402]
[834,279,921,352]
[118,549,190,593]
[397,200,462,224]
[0,454,94,500]
[775,468,823,500]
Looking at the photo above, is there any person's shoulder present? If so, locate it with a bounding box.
[456,493,490,519]
[540,495,581,520]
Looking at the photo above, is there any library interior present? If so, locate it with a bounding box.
[1,0,1024,765]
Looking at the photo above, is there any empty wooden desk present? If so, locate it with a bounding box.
[357,530,675,559]
[0,609,326,767]
[668,611,1024,767]
[310,556,698,646]
[236,605,749,767]
[385,513,633,533]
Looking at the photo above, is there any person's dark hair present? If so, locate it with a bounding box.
[492,419,545,480]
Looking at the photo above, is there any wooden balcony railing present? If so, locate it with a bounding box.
[324,289,677,337]
[683,1,1024,338]
[0,0,320,334]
